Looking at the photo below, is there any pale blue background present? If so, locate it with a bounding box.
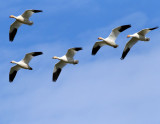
[0,0,160,124]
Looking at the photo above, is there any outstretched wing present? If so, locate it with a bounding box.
[108,24,131,42]
[21,9,43,19]
[22,52,43,64]
[9,21,22,41]
[65,47,82,58]
[137,27,158,36]
[121,38,139,60]
[9,65,21,82]
[92,41,106,55]
[53,61,67,82]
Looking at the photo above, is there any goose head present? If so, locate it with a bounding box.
[52,56,59,59]
[9,15,16,19]
[10,61,17,64]
[127,35,131,38]
[98,37,104,40]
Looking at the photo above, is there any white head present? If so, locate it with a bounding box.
[10,61,16,64]
[98,37,104,40]
[127,35,131,38]
[52,56,59,59]
[9,15,16,19]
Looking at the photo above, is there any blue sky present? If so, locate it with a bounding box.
[0,0,160,124]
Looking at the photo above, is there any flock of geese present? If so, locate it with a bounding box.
[9,9,158,82]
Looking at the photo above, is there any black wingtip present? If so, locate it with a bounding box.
[53,79,57,82]
[92,45,101,56]
[32,52,43,56]
[119,24,131,32]
[91,53,96,56]
[91,51,96,56]
[9,28,17,42]
[9,37,14,42]
[150,26,159,30]
[9,80,13,83]
[32,10,43,13]
[120,57,124,60]
[9,71,17,82]
[121,48,130,60]
[74,47,83,51]
[29,67,33,70]
[53,68,61,82]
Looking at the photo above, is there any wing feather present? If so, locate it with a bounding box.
[137,27,158,36]
[9,65,21,82]
[121,38,138,60]
[92,41,106,55]
[108,24,131,42]
[53,61,67,82]
[9,21,22,41]
[22,52,43,64]
[22,9,42,19]
[65,47,82,58]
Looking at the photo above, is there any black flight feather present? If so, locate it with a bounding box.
[53,68,61,82]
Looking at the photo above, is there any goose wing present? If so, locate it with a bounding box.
[22,52,43,64]
[9,21,22,41]
[108,24,131,42]
[92,41,106,55]
[53,61,67,82]
[21,9,43,19]
[121,38,139,60]
[137,27,158,36]
[9,65,21,82]
[65,47,82,58]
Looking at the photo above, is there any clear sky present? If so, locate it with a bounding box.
[0,0,160,124]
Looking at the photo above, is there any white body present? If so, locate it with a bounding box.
[52,47,82,82]
[13,61,31,69]
[9,52,43,82]
[15,15,33,25]
[92,25,131,55]
[121,27,158,60]
[9,9,42,41]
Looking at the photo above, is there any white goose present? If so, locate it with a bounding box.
[9,9,42,41]
[9,52,43,82]
[121,26,158,60]
[52,47,82,82]
[92,24,131,55]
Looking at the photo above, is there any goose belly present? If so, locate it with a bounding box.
[61,56,74,64]
[16,16,25,22]
[18,63,29,69]
[104,40,117,47]
[16,16,31,25]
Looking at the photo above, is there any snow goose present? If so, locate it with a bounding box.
[92,24,131,55]
[121,26,158,60]
[9,52,43,82]
[52,47,82,82]
[9,9,42,41]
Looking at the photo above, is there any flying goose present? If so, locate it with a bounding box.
[52,47,82,82]
[9,52,43,82]
[92,24,131,55]
[121,26,158,60]
[9,9,43,41]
